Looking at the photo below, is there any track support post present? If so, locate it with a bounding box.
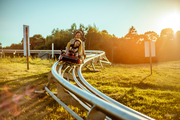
[86,105,106,120]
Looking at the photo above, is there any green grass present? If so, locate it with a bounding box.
[0,57,87,120]
[0,57,180,120]
[82,62,180,120]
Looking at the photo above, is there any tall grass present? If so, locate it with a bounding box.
[0,57,180,120]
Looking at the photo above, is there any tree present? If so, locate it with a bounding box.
[8,43,23,49]
[54,29,60,39]
[156,28,176,62]
[101,30,108,34]
[160,28,174,40]
[51,28,56,35]
[175,30,180,42]
[69,23,77,33]
[125,26,137,40]
[85,25,99,49]
[79,24,87,31]
[30,34,45,50]
[174,30,180,59]
[144,31,159,41]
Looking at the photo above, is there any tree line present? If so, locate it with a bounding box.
[1,23,180,63]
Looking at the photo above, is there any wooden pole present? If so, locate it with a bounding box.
[26,27,29,70]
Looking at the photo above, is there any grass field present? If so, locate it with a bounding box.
[0,57,180,120]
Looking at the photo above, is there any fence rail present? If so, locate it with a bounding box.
[0,49,61,54]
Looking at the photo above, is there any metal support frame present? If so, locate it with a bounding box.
[91,61,96,71]
[91,62,100,72]
[86,105,106,120]
[57,84,87,111]
[67,66,74,82]
[45,67,88,111]
[100,56,111,65]
[33,50,154,120]
[83,62,100,72]
[99,60,104,68]
[45,86,83,120]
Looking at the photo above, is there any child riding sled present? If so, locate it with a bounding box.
[59,29,86,64]
[66,39,82,58]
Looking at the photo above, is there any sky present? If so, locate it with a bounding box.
[0,0,180,47]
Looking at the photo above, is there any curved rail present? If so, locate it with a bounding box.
[78,51,154,120]
[50,50,154,120]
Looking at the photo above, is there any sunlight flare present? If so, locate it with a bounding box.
[159,12,180,33]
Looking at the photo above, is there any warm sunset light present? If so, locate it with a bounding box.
[160,12,180,33]
[1,1,180,120]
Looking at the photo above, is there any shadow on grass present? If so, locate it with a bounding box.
[118,86,137,104]
[139,74,152,83]
[115,74,180,92]
[131,74,180,92]
[0,72,49,93]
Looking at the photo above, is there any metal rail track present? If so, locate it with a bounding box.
[2,49,154,119]
[49,50,154,120]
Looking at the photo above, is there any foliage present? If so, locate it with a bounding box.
[3,23,180,63]
[156,28,180,62]
[3,43,23,49]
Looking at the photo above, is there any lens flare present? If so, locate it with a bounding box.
[0,84,37,118]
[26,84,37,98]
[1,86,23,116]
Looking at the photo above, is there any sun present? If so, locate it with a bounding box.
[159,12,180,33]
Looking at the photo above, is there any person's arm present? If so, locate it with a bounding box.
[82,42,85,50]
[70,39,75,44]
[66,42,71,55]
[78,44,82,57]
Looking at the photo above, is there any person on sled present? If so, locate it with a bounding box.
[66,39,82,58]
[65,29,86,58]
